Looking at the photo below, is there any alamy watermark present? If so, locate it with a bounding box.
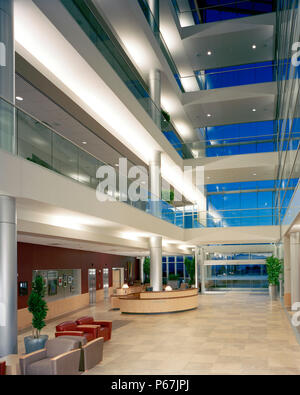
[95,158,204,204]
[0,42,6,67]
[291,42,300,67]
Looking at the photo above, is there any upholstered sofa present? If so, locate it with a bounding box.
[59,335,104,371]
[55,321,98,342]
[75,316,112,342]
[0,361,6,375]
[19,337,81,375]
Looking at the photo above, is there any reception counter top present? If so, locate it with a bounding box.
[118,288,198,314]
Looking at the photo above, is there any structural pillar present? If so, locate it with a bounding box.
[194,247,199,290]
[290,232,300,308]
[149,236,162,291]
[199,247,206,294]
[149,69,161,129]
[139,257,145,284]
[0,0,15,153]
[284,235,291,308]
[0,195,17,357]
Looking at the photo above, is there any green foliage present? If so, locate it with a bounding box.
[28,276,48,338]
[162,190,175,203]
[161,110,171,123]
[184,257,195,286]
[266,255,283,286]
[168,274,180,281]
[144,257,150,282]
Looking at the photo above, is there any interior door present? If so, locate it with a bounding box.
[112,268,121,290]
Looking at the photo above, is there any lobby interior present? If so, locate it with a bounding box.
[1,0,300,376]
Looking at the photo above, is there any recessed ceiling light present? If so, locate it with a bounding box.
[207,113,212,117]
[253,173,257,176]
[82,141,87,145]
[207,176,210,179]
[252,108,256,112]
[16,96,23,101]
[207,51,212,56]
[115,163,119,167]
[252,44,257,49]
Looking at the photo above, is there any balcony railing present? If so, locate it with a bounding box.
[137,0,184,92]
[180,63,276,92]
[0,96,282,229]
[60,0,186,158]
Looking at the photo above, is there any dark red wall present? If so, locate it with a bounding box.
[17,242,138,310]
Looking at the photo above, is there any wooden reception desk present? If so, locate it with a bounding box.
[117,288,198,314]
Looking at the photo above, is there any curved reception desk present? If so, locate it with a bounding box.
[118,289,198,314]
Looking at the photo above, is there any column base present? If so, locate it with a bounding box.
[284,293,291,309]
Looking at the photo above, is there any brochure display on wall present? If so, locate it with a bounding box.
[33,269,81,302]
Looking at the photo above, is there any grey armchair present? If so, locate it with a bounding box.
[57,335,104,371]
[19,337,81,375]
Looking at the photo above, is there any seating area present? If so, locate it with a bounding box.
[55,316,112,343]
[0,316,111,375]
[0,361,6,376]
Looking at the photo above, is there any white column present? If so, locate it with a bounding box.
[139,257,145,284]
[199,247,206,294]
[0,196,17,357]
[194,247,199,290]
[284,235,291,308]
[149,236,162,291]
[0,0,15,154]
[149,69,161,129]
[290,232,300,307]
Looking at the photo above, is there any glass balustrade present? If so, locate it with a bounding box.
[180,63,276,92]
[0,96,282,229]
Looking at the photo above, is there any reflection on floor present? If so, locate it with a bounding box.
[18,293,300,375]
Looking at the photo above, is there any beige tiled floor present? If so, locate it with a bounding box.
[18,293,300,375]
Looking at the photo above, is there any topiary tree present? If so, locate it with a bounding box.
[28,276,48,339]
[144,257,150,283]
[266,255,283,286]
[184,257,195,286]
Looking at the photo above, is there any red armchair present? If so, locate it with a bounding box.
[0,361,6,376]
[76,316,112,342]
[55,321,98,342]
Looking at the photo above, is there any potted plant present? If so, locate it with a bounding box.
[161,190,175,205]
[266,255,283,299]
[184,257,195,287]
[143,257,150,284]
[24,275,49,354]
[167,274,180,289]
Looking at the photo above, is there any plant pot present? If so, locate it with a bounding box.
[269,284,277,300]
[24,335,49,354]
[167,280,179,290]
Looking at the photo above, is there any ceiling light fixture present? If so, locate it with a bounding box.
[16,96,23,101]
[207,113,212,117]
[252,44,257,49]
[207,51,212,56]
[252,108,256,112]
[82,141,87,145]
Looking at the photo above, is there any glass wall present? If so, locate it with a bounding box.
[205,263,268,290]
[173,0,275,26]
[276,0,300,230]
